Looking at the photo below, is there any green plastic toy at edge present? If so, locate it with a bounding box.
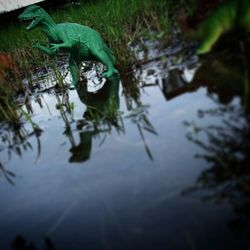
[18,5,118,86]
[194,0,250,54]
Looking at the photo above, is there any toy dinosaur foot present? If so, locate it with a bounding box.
[101,68,118,78]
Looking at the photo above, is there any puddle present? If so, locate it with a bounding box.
[0,33,250,250]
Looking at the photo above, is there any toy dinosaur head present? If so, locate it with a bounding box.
[18,5,49,31]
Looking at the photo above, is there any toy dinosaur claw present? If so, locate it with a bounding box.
[101,68,119,78]
[50,43,60,53]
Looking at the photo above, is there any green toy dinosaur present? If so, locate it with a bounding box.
[192,0,250,54]
[18,5,118,86]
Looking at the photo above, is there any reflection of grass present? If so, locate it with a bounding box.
[0,161,16,185]
[0,122,42,185]
[125,104,157,160]
[0,92,43,183]
[183,103,250,233]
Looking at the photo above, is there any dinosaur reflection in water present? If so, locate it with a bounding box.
[0,70,157,180]
[54,75,121,163]
[76,75,120,121]
[56,73,156,163]
[68,75,121,163]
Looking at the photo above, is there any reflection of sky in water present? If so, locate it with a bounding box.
[1,82,248,249]
[0,28,249,246]
[0,0,44,13]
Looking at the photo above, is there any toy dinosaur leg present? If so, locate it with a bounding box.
[90,48,118,78]
[69,56,80,86]
[196,25,224,54]
[103,44,116,65]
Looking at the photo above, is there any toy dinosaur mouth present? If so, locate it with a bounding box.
[19,16,40,30]
[28,17,40,30]
[28,18,37,30]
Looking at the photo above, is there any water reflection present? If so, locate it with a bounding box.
[161,68,199,101]
[159,40,250,105]
[192,39,250,108]
[183,101,250,233]
[76,75,120,121]
[132,35,250,234]
[69,75,121,163]
[0,70,158,184]
[1,34,250,249]
[182,39,250,233]
[11,235,55,250]
[0,123,42,185]
[0,160,16,185]
[124,104,157,160]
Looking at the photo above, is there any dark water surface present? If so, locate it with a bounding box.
[1,39,250,250]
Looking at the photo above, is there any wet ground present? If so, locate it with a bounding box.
[0,34,250,250]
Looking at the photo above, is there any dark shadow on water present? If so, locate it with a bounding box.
[11,235,56,250]
[183,102,250,234]
[182,38,250,234]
